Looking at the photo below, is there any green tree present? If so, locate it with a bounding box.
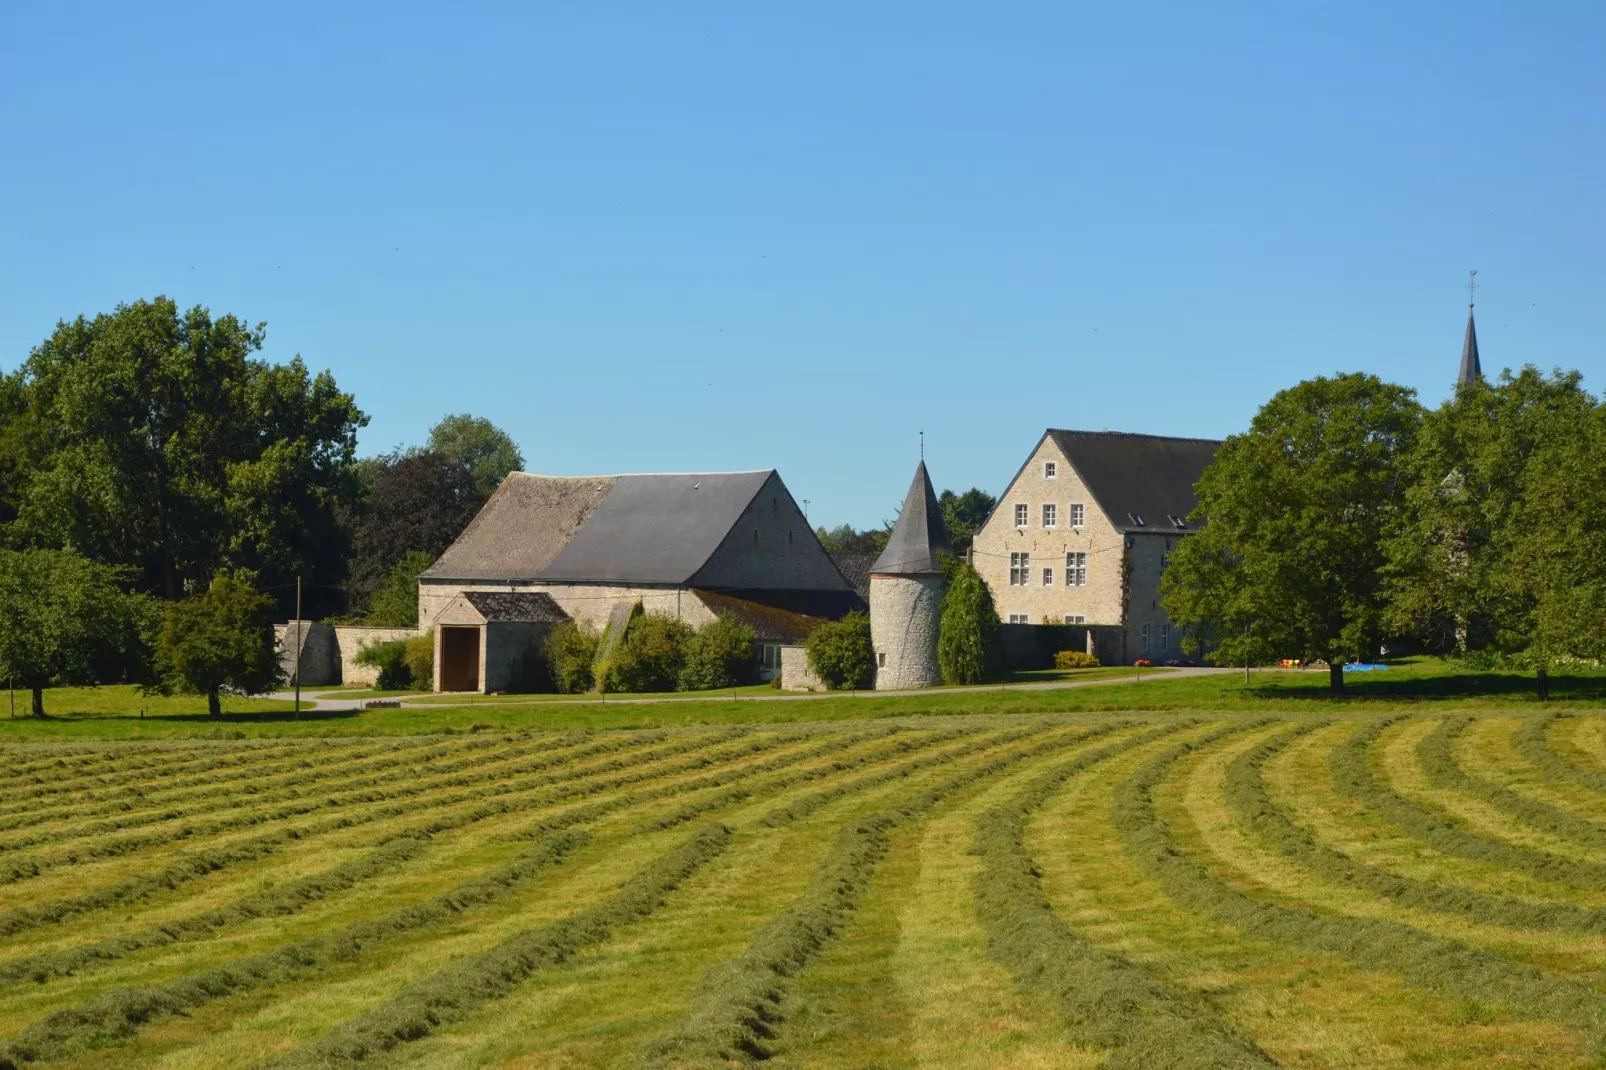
[805,610,875,690]
[937,561,1002,684]
[364,550,434,627]
[1386,368,1606,697]
[1160,373,1422,695]
[605,612,694,693]
[543,621,600,694]
[8,298,365,617]
[427,414,524,499]
[814,524,890,555]
[939,487,998,555]
[678,617,756,691]
[0,549,149,717]
[152,575,281,716]
[342,451,481,615]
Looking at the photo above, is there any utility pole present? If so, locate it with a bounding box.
[294,576,302,717]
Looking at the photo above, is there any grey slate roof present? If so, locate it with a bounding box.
[425,470,777,584]
[462,591,568,623]
[1459,306,1482,386]
[871,461,950,576]
[1046,430,1220,533]
[828,551,877,601]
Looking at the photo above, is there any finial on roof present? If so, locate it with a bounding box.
[1458,270,1482,388]
[919,429,924,461]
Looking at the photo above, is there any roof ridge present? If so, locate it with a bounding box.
[508,469,774,480]
[1048,428,1224,444]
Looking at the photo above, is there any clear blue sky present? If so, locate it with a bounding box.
[3,3,1602,529]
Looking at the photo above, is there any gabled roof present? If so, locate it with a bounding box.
[1459,306,1482,386]
[1045,430,1220,534]
[424,470,775,584]
[871,461,950,576]
[462,591,568,623]
[828,551,877,602]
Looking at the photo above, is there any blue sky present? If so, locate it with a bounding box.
[3,3,1603,529]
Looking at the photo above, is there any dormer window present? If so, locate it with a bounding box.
[1167,514,1187,529]
[1128,513,1145,527]
[1044,461,1057,479]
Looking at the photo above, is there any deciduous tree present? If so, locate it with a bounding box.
[426,414,524,499]
[153,575,281,717]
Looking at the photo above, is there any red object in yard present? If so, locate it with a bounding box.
[1134,659,1151,667]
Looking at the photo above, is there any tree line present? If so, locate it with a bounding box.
[1161,368,1606,696]
[0,297,525,714]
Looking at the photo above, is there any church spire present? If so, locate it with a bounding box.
[1458,270,1482,387]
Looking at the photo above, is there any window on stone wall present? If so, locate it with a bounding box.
[878,651,887,667]
[1044,461,1057,479]
[1042,503,1056,528]
[1161,623,1170,653]
[1141,623,1151,653]
[1013,503,1029,527]
[1064,614,1086,624]
[1009,551,1030,585]
[1070,503,1085,528]
[1065,551,1086,587]
[1008,614,1029,624]
[1041,567,1053,586]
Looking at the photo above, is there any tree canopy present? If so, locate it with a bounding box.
[152,574,281,717]
[939,488,998,554]
[426,414,524,499]
[1161,373,1423,694]
[342,450,482,615]
[937,560,1002,684]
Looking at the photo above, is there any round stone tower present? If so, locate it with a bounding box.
[869,460,951,690]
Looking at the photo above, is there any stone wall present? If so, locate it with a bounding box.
[419,580,716,635]
[690,471,854,591]
[274,621,339,686]
[869,574,943,690]
[998,623,1124,670]
[334,626,422,686]
[779,644,825,691]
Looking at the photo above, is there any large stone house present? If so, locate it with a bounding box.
[970,430,1220,664]
[418,469,861,691]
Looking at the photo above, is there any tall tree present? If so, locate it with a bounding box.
[1386,368,1606,697]
[152,575,281,717]
[1161,373,1422,694]
[0,549,150,716]
[427,414,524,498]
[937,560,1002,684]
[939,487,998,554]
[343,450,482,612]
[7,298,365,617]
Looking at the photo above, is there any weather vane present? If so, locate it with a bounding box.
[1468,269,1477,308]
[919,430,924,461]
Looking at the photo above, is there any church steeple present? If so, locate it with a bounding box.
[1458,271,1482,388]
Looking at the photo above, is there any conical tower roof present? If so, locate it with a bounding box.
[1458,305,1482,387]
[870,460,950,576]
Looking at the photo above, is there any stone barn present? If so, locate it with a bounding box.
[420,469,862,692]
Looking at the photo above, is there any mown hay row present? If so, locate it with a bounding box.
[633,721,1134,1068]
[1330,719,1606,889]
[259,823,735,1068]
[1228,722,1606,934]
[1513,714,1606,795]
[972,720,1275,1069]
[0,830,593,1069]
[1116,722,1606,1057]
[1416,717,1606,850]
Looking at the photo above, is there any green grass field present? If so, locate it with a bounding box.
[2,707,1606,1066]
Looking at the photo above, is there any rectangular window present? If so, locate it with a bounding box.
[877,651,887,667]
[1013,503,1029,527]
[1042,567,1053,586]
[1009,551,1031,586]
[1042,503,1057,528]
[1007,614,1030,625]
[1064,614,1086,624]
[1161,551,1172,570]
[1064,551,1087,587]
[1044,461,1057,479]
[1141,623,1151,653]
[1161,624,1170,653]
[1070,503,1085,528]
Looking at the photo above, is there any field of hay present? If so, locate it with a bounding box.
[1,712,1604,1068]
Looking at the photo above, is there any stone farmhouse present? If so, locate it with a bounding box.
[417,469,861,692]
[970,429,1220,665]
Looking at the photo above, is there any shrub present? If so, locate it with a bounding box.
[402,632,433,690]
[543,621,600,694]
[1054,649,1101,669]
[678,617,756,692]
[937,562,1002,684]
[805,611,875,690]
[354,639,412,690]
[605,613,694,693]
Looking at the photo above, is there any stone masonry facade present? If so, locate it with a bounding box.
[870,574,943,689]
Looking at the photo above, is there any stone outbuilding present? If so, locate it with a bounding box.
[869,460,950,689]
[430,591,567,693]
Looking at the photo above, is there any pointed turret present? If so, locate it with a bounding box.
[870,461,950,576]
[1458,304,1482,387]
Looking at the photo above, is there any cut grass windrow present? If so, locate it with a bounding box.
[633,721,1133,1068]
[1417,716,1606,850]
[259,823,735,1068]
[1117,721,1606,1056]
[972,721,1276,1070]
[1330,719,1606,889]
[0,732,514,836]
[1513,713,1606,796]
[1229,722,1606,935]
[0,727,752,937]
[0,831,592,1070]
[0,729,904,988]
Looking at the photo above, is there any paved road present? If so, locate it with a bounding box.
[269,666,1233,713]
